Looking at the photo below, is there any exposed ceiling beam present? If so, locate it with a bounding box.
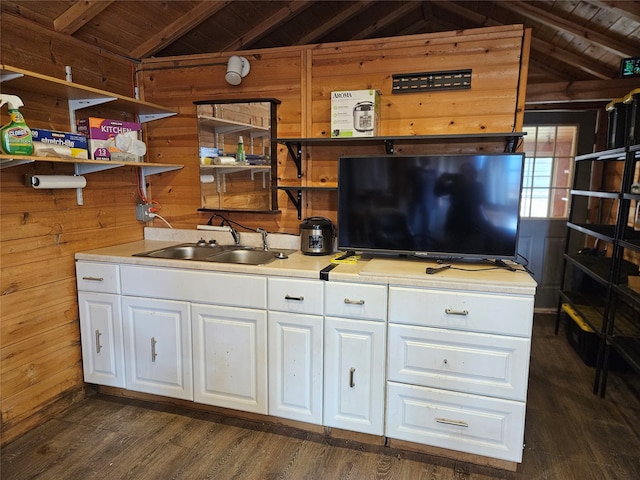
[529,36,615,80]
[500,0,638,58]
[432,1,500,29]
[526,77,639,104]
[529,58,576,82]
[395,18,429,37]
[219,1,313,51]
[351,2,422,40]
[594,0,640,23]
[130,1,230,59]
[53,0,115,35]
[295,0,375,45]
[432,1,609,80]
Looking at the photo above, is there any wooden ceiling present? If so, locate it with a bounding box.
[2,1,639,88]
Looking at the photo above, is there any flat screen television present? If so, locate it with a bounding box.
[337,153,525,262]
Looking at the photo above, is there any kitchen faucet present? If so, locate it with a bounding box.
[229,226,240,246]
[257,228,268,250]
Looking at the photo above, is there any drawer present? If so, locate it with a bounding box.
[386,381,526,463]
[325,281,387,321]
[388,324,530,401]
[120,265,266,309]
[389,286,533,337]
[76,262,120,294]
[268,277,324,315]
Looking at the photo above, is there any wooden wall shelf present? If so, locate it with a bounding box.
[1,65,176,123]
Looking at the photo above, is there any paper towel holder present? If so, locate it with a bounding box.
[225,56,250,85]
[26,174,87,189]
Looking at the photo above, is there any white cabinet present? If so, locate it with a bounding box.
[387,324,530,401]
[76,262,125,388]
[323,281,387,435]
[324,317,386,435]
[386,382,526,462]
[78,292,125,388]
[268,277,324,424]
[192,303,268,414]
[119,264,267,410]
[385,285,534,463]
[121,296,192,400]
[76,253,535,466]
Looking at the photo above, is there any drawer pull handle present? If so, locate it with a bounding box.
[82,276,104,282]
[344,298,365,305]
[151,337,158,362]
[445,308,468,316]
[95,329,102,354]
[285,295,304,301]
[436,417,468,428]
[349,367,356,388]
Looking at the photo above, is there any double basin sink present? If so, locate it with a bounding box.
[134,242,294,265]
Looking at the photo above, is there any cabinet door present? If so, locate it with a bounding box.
[78,292,125,387]
[324,317,386,435]
[268,311,323,424]
[191,303,268,414]
[121,296,192,400]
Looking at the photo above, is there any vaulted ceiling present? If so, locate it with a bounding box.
[2,1,639,93]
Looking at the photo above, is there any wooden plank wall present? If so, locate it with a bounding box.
[139,25,528,233]
[0,15,143,446]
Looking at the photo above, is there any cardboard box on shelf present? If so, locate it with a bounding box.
[331,89,380,138]
[77,117,141,161]
[31,128,88,159]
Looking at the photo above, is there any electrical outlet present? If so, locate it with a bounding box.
[136,204,153,221]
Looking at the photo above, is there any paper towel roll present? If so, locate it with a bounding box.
[29,175,87,189]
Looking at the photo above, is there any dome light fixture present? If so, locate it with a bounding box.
[225,56,250,85]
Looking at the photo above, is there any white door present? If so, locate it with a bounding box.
[268,311,323,424]
[78,291,125,387]
[324,317,386,435]
[191,303,268,414]
[121,296,192,400]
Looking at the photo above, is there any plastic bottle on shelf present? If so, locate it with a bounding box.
[236,135,246,163]
[1,94,33,155]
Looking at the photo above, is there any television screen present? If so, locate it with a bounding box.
[337,153,525,261]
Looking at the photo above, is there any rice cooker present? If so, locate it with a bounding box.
[353,101,374,132]
[299,216,335,255]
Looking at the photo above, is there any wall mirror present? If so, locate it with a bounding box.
[195,99,279,212]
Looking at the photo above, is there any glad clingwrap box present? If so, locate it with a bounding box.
[331,89,380,138]
[77,117,142,161]
[31,128,88,159]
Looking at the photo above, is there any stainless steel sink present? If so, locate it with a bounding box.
[133,243,235,260]
[205,248,279,265]
[133,243,293,265]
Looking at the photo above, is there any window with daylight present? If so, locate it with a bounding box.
[520,125,578,218]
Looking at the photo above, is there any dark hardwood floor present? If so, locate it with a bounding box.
[2,314,639,479]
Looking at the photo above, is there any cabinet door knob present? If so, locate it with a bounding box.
[344,298,365,305]
[349,367,356,388]
[445,308,468,316]
[284,294,304,301]
[82,276,104,282]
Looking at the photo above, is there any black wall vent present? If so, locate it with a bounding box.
[392,69,472,94]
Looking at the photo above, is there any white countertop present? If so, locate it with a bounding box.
[75,228,537,295]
